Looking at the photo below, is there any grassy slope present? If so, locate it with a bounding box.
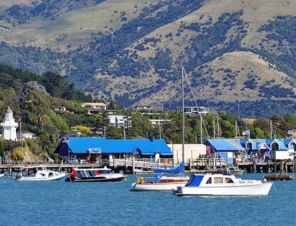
[103,0,296,105]
[1,0,159,50]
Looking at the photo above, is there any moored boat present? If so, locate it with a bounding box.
[15,166,66,181]
[228,164,245,176]
[130,161,189,191]
[174,173,272,196]
[65,166,125,182]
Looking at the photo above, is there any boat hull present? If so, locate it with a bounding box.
[65,175,125,182]
[174,183,272,196]
[229,170,245,176]
[130,181,188,191]
[18,174,66,181]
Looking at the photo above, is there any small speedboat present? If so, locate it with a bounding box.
[0,173,5,178]
[228,164,245,176]
[65,166,125,182]
[15,165,66,181]
[173,173,272,196]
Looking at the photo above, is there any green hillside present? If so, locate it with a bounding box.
[1,0,296,117]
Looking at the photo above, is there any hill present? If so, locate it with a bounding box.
[1,0,296,117]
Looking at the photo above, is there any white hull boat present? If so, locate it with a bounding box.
[130,162,189,191]
[130,175,189,191]
[17,170,66,181]
[0,173,5,178]
[229,168,245,176]
[228,165,245,176]
[174,173,272,196]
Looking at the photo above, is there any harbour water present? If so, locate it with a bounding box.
[0,173,295,226]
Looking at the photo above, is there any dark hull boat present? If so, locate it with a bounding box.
[65,166,125,182]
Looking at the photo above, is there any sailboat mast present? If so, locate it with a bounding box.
[213,120,216,139]
[181,66,185,163]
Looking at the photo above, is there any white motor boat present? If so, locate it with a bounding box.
[130,162,189,191]
[15,166,66,181]
[0,173,5,178]
[228,164,245,176]
[65,166,125,182]
[174,173,272,196]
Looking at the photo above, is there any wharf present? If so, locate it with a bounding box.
[0,158,296,175]
[237,160,296,173]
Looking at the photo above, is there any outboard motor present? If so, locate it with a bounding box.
[13,172,22,180]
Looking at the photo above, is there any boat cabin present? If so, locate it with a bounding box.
[72,167,112,178]
[186,174,235,187]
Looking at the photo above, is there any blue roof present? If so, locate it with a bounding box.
[205,139,245,152]
[272,139,287,150]
[56,137,172,156]
[205,138,296,153]
[282,138,296,148]
[238,139,248,148]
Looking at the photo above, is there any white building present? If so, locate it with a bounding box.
[81,102,106,110]
[108,115,132,128]
[168,144,206,165]
[1,106,18,140]
[148,119,171,127]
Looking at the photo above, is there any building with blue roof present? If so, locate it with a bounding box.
[283,139,296,150]
[54,137,172,163]
[204,139,246,162]
[204,138,296,163]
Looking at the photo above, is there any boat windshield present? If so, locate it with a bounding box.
[98,170,111,174]
[187,175,203,187]
[76,171,86,178]
[86,170,96,177]
[225,178,234,183]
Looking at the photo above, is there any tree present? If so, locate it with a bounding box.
[107,126,123,139]
[70,125,91,136]
[38,133,51,150]
[220,120,235,138]
[253,118,270,136]
[283,114,296,127]
[254,127,265,138]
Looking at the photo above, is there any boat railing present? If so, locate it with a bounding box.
[110,159,173,169]
[194,157,228,167]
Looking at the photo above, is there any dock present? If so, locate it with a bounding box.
[0,157,296,175]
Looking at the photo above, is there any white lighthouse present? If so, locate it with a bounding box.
[1,106,18,140]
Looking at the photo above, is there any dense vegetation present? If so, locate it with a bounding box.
[0,64,296,163]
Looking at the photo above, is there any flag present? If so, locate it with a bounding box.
[287,130,294,135]
[16,119,21,122]
[242,130,250,136]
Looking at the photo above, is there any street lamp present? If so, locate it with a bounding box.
[18,118,24,163]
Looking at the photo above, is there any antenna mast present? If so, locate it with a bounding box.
[181,66,185,163]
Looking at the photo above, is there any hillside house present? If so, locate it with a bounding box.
[130,105,165,114]
[82,102,106,110]
[108,115,132,128]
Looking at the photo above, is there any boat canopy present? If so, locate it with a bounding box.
[153,161,185,174]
